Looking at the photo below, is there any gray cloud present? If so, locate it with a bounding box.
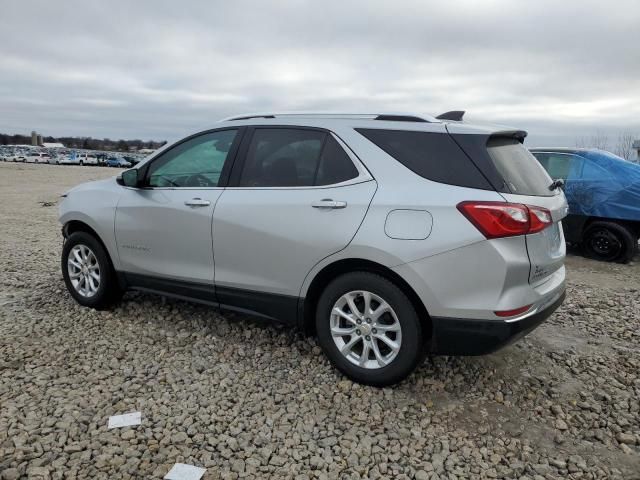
[1,0,639,147]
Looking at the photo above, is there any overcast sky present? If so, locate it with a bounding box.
[1,0,639,147]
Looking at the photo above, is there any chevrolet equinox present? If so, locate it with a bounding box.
[59,112,567,386]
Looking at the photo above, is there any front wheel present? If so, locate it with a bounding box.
[582,221,637,263]
[316,272,424,387]
[62,232,122,309]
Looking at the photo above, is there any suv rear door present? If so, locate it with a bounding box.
[211,126,376,322]
[450,129,567,285]
[486,137,567,285]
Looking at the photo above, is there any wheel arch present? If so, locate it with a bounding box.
[300,258,432,338]
[581,216,640,238]
[62,219,121,277]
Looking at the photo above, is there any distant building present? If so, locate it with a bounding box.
[37,134,43,145]
[42,142,65,148]
[31,131,38,146]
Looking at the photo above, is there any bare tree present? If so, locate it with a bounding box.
[614,130,637,161]
[575,131,609,151]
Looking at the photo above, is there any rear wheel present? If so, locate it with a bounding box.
[316,272,423,387]
[62,232,122,309]
[582,221,637,263]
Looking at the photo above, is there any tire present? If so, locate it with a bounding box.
[315,272,424,387]
[582,221,637,263]
[79,160,83,166]
[61,231,122,309]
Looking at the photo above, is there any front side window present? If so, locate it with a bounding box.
[147,129,238,188]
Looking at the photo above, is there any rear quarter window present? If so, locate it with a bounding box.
[356,129,492,190]
[487,138,553,196]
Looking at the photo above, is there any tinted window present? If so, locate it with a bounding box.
[148,129,237,188]
[532,152,573,180]
[487,138,553,196]
[356,129,491,189]
[239,129,326,187]
[315,135,359,185]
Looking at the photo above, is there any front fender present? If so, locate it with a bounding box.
[58,179,122,270]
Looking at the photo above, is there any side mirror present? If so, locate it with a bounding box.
[117,169,140,187]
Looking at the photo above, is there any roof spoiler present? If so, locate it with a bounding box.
[436,110,465,121]
[490,130,528,144]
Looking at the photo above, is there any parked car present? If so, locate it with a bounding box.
[105,157,132,168]
[75,153,99,166]
[59,112,567,386]
[25,151,52,164]
[58,153,80,165]
[10,150,27,162]
[530,148,640,263]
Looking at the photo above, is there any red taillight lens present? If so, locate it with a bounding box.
[457,201,552,239]
[494,304,532,317]
[527,205,553,233]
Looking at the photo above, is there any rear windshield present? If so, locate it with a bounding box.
[487,138,553,196]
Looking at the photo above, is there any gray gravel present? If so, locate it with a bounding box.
[1,163,639,479]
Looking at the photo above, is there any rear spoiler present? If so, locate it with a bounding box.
[490,130,528,144]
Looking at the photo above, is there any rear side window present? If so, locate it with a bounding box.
[487,139,553,196]
[238,129,359,187]
[240,129,325,187]
[316,135,359,185]
[356,129,491,189]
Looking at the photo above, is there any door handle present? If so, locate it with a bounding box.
[184,198,211,207]
[311,199,347,209]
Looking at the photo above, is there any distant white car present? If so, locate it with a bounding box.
[76,153,99,166]
[26,152,52,164]
[10,151,27,162]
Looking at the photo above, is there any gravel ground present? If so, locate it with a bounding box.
[1,162,639,480]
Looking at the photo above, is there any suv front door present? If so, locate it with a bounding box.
[211,127,377,322]
[115,128,241,293]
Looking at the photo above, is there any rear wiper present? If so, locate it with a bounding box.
[548,178,565,191]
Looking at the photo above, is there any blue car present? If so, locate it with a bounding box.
[531,148,640,262]
[105,157,131,168]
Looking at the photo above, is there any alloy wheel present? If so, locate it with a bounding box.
[67,244,101,297]
[330,290,402,369]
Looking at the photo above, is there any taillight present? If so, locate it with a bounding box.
[457,201,552,239]
[528,206,553,233]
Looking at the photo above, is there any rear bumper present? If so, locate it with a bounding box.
[428,288,565,356]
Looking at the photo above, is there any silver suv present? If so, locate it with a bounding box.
[59,112,567,386]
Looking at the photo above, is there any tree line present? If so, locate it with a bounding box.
[575,130,638,162]
[0,132,166,152]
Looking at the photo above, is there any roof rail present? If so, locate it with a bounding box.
[227,114,275,121]
[374,114,429,123]
[222,112,436,122]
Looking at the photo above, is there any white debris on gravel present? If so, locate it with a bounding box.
[164,463,206,480]
[0,163,639,479]
[107,412,141,429]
